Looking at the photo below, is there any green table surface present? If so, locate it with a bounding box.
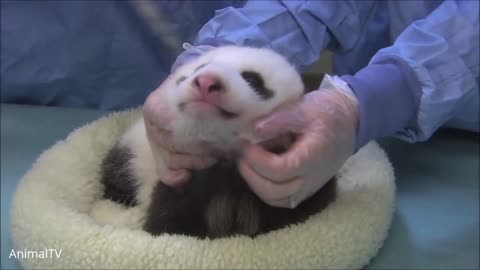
[1,104,479,269]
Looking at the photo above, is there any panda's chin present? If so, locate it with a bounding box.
[186,101,218,115]
[177,101,217,119]
[178,101,239,121]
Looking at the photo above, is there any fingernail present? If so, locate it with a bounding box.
[169,170,190,185]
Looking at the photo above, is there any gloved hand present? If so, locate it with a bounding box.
[238,75,359,208]
[143,89,217,187]
[143,43,220,187]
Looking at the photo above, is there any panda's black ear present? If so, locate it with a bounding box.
[301,73,325,94]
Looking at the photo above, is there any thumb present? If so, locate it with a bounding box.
[162,169,191,187]
[255,104,306,141]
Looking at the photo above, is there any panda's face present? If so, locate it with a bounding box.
[148,46,304,154]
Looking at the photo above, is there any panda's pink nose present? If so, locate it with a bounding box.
[194,74,224,98]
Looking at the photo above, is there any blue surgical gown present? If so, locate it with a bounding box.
[1,0,478,145]
[173,0,479,146]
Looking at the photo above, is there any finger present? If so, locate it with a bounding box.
[255,105,305,141]
[148,125,179,153]
[261,197,293,209]
[166,153,217,170]
[246,124,324,182]
[242,143,303,182]
[238,160,303,206]
[143,89,174,129]
[144,116,172,134]
[161,169,191,187]
[279,128,324,169]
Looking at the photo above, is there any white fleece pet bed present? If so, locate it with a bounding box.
[11,108,396,269]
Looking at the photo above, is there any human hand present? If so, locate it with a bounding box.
[238,75,359,208]
[143,89,217,187]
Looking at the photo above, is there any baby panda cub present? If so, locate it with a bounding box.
[101,46,337,239]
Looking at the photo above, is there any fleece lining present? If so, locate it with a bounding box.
[11,108,396,269]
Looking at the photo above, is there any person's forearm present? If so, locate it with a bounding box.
[361,1,479,143]
[341,56,421,151]
[172,0,377,72]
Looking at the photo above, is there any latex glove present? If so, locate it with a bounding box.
[238,75,359,208]
[143,89,217,187]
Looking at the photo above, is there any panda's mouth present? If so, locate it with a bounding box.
[178,101,239,119]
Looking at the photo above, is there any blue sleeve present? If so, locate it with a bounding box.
[342,0,479,149]
[172,0,377,72]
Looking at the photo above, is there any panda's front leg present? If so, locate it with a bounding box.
[142,181,207,238]
[100,145,139,207]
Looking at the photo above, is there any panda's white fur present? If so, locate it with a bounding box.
[112,46,305,212]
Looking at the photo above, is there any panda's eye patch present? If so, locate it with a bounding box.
[195,63,207,72]
[241,71,274,100]
[176,76,187,85]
